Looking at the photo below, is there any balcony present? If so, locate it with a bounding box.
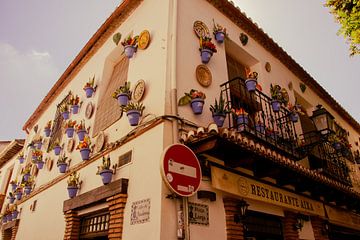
[220,77,352,186]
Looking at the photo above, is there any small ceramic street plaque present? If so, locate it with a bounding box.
[188,202,209,226]
[130,198,150,225]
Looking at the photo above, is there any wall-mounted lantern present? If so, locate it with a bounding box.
[310,105,334,135]
[234,199,249,223]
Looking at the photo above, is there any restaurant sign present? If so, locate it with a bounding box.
[211,166,325,217]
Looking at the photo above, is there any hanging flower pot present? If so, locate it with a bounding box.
[124,45,137,58]
[84,87,94,98]
[199,37,217,64]
[44,127,51,137]
[18,157,24,164]
[35,142,42,150]
[6,214,12,222]
[179,89,206,115]
[36,161,44,170]
[116,93,129,106]
[71,105,79,114]
[62,111,70,120]
[214,31,226,43]
[77,130,87,141]
[245,72,258,92]
[212,113,226,127]
[255,124,265,134]
[12,210,18,220]
[2,216,7,224]
[80,148,91,160]
[66,127,75,138]
[15,191,22,200]
[54,146,62,156]
[191,98,205,115]
[24,186,32,195]
[9,196,15,204]
[200,49,213,64]
[57,163,68,173]
[11,182,17,191]
[271,100,281,112]
[23,173,30,182]
[67,186,78,199]
[126,110,141,126]
[99,169,113,185]
[289,112,299,123]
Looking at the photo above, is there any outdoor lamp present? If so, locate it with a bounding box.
[310,105,334,135]
[234,199,249,223]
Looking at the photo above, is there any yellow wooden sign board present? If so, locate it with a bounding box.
[325,205,360,230]
[211,166,325,217]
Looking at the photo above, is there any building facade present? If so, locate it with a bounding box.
[1,0,360,239]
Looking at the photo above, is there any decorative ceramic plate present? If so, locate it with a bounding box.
[95,131,105,153]
[31,164,39,176]
[67,139,75,153]
[138,30,151,50]
[196,64,212,87]
[85,102,94,119]
[46,158,53,171]
[132,79,146,102]
[193,21,210,38]
[265,62,271,72]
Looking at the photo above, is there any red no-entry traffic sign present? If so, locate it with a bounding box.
[161,144,202,197]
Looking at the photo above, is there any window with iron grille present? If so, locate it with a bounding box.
[92,55,129,137]
[80,211,110,239]
[49,93,71,151]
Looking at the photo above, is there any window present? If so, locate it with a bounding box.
[80,211,110,239]
[93,56,129,136]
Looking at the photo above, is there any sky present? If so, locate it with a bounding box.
[0,0,359,140]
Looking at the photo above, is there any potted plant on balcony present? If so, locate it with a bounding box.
[53,140,62,156]
[67,172,80,199]
[232,108,249,126]
[178,89,206,115]
[287,103,302,123]
[121,34,139,59]
[76,136,91,160]
[18,152,25,164]
[270,84,283,112]
[64,120,77,138]
[97,155,113,185]
[210,94,230,127]
[60,104,70,120]
[57,153,69,173]
[75,120,87,141]
[112,82,131,107]
[69,94,81,114]
[199,36,217,64]
[44,120,52,137]
[212,20,228,43]
[83,75,96,98]
[254,112,266,134]
[245,71,259,92]
[8,192,15,204]
[123,102,145,126]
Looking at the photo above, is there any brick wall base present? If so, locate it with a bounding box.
[106,193,127,240]
[223,198,245,240]
[282,211,300,240]
[311,216,329,240]
[63,210,80,240]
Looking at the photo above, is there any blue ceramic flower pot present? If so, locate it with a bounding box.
[127,110,141,126]
[212,114,226,127]
[44,128,51,137]
[57,163,68,173]
[19,157,24,164]
[200,49,213,64]
[215,31,225,43]
[77,130,86,141]
[124,45,136,58]
[9,196,15,204]
[37,161,44,170]
[12,210,18,220]
[72,105,79,114]
[36,142,42,150]
[245,79,257,92]
[100,169,113,185]
[190,98,205,115]
[290,112,299,122]
[117,93,129,106]
[271,100,281,112]
[84,87,94,98]
[11,183,17,191]
[62,111,70,120]
[54,146,61,156]
[80,148,90,160]
[15,192,22,200]
[66,127,75,138]
[24,186,32,195]
[67,186,78,199]
[23,173,30,182]
[237,115,249,125]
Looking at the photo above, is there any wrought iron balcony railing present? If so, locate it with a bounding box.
[220,77,352,186]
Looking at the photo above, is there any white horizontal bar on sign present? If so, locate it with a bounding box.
[168,159,197,178]
[177,185,195,193]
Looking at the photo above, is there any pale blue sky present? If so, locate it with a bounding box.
[0,0,359,140]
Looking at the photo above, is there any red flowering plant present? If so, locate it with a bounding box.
[75,120,87,133]
[178,89,206,106]
[76,136,91,150]
[64,120,77,130]
[121,34,139,47]
[231,108,248,117]
[83,75,95,90]
[199,37,217,53]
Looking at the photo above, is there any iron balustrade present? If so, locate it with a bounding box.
[220,77,300,159]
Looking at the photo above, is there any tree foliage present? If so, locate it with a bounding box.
[326,0,360,56]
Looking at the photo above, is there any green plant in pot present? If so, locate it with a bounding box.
[123,102,145,126]
[97,155,113,185]
[57,154,69,173]
[270,84,283,112]
[67,171,80,198]
[112,82,131,106]
[210,94,230,127]
[178,89,206,115]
